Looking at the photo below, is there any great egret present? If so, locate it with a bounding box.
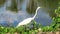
[16,7,41,28]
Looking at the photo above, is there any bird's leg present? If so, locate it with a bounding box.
[22,25,27,32]
[31,20,37,30]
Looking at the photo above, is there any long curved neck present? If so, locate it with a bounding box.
[32,7,40,20]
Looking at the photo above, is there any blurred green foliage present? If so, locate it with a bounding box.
[0,21,41,34]
[42,6,60,32]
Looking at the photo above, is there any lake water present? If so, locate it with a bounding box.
[0,0,52,27]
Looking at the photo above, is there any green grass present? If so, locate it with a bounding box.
[0,21,60,34]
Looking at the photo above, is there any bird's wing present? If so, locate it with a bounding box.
[16,18,32,27]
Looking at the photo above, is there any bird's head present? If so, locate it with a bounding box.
[37,7,41,10]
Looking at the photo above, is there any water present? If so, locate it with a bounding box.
[0,0,52,27]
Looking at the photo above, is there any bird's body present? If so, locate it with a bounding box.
[16,7,41,28]
[16,18,32,27]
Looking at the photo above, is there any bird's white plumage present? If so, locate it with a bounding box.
[16,7,41,28]
[16,18,32,27]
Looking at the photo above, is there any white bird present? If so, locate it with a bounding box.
[16,7,41,28]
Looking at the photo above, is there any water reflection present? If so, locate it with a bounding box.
[26,0,37,14]
[1,0,60,27]
[0,0,6,7]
